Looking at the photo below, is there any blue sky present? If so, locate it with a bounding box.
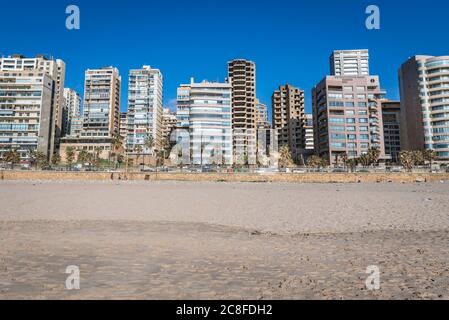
[1,0,448,118]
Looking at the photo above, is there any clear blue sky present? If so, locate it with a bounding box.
[1,0,448,118]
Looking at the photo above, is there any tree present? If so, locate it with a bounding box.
[423,149,437,172]
[341,152,348,169]
[278,145,294,168]
[77,150,90,166]
[367,147,381,166]
[347,158,358,172]
[399,151,415,172]
[51,152,61,167]
[307,155,323,169]
[135,145,143,168]
[27,148,37,169]
[4,149,21,169]
[412,150,424,166]
[66,147,75,170]
[358,154,371,168]
[111,133,124,169]
[36,151,48,169]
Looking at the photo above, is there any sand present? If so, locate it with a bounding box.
[1,180,449,299]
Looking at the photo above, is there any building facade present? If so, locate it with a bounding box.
[0,54,66,148]
[177,78,233,165]
[126,66,163,152]
[63,88,81,138]
[227,59,257,163]
[312,75,386,162]
[330,50,370,76]
[381,100,401,162]
[161,108,177,144]
[399,55,449,161]
[256,99,270,129]
[272,84,306,162]
[82,67,121,138]
[0,70,56,161]
[305,114,315,152]
[119,112,128,140]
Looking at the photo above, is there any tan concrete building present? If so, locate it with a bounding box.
[161,108,177,144]
[399,55,449,161]
[381,100,401,162]
[59,136,113,163]
[227,59,257,163]
[0,70,56,161]
[312,76,386,163]
[82,67,121,138]
[272,84,306,162]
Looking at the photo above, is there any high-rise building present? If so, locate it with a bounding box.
[256,99,270,129]
[127,66,163,152]
[399,55,449,160]
[272,84,306,162]
[176,78,233,165]
[82,67,121,138]
[161,108,177,144]
[0,69,56,161]
[119,112,128,140]
[312,76,386,162]
[63,88,81,138]
[227,59,257,163]
[330,50,370,76]
[381,100,401,162]
[305,114,315,152]
[0,54,66,148]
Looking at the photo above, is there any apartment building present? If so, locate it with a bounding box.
[399,55,449,161]
[255,99,270,129]
[330,50,370,76]
[227,59,257,163]
[177,78,233,165]
[69,117,83,137]
[82,67,121,138]
[127,66,163,152]
[162,108,177,144]
[119,112,128,141]
[312,75,386,162]
[63,88,81,138]
[0,70,56,161]
[0,54,65,147]
[305,114,315,152]
[381,100,401,162]
[60,67,121,162]
[272,84,306,162]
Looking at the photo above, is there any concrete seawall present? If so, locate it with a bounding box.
[2,170,449,183]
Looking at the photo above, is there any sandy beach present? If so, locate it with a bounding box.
[1,180,449,299]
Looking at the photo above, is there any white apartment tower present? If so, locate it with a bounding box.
[330,50,370,76]
[177,78,233,165]
[127,66,163,152]
[399,55,449,160]
[0,54,66,146]
[82,67,121,138]
[0,69,56,161]
[63,88,81,137]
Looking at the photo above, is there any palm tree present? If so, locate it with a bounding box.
[341,152,348,170]
[423,149,437,172]
[144,134,154,167]
[77,150,90,167]
[36,151,48,169]
[367,147,381,166]
[347,158,358,172]
[94,147,102,170]
[66,147,75,170]
[111,133,124,169]
[4,149,21,169]
[27,147,37,169]
[135,145,143,170]
[51,152,61,167]
[358,154,371,168]
[399,151,415,172]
